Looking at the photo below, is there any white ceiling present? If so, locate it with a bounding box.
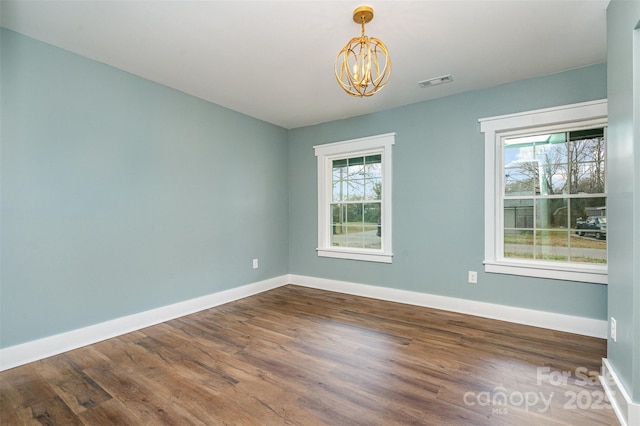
[1,0,609,129]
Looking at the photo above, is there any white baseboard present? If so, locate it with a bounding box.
[1,274,608,372]
[0,275,288,371]
[601,358,640,426]
[288,274,608,338]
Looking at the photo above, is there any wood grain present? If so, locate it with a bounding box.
[0,285,617,425]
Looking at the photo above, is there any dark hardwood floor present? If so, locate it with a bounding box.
[0,285,617,425]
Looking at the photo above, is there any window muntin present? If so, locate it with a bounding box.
[501,129,607,266]
[314,133,394,263]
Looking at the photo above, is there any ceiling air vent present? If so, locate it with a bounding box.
[418,74,453,88]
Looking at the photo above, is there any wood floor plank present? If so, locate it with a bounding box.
[76,397,143,425]
[29,396,84,426]
[84,363,204,425]
[0,284,617,425]
[32,354,112,414]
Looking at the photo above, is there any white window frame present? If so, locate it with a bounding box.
[479,100,608,284]
[314,133,395,263]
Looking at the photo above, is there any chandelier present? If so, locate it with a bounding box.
[335,6,391,97]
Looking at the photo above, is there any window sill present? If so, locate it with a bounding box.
[483,259,607,284]
[317,248,393,263]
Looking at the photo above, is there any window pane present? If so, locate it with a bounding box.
[365,179,381,200]
[571,161,606,194]
[330,228,345,247]
[344,225,364,248]
[580,136,606,162]
[332,180,346,202]
[571,197,606,227]
[505,164,537,196]
[571,197,607,223]
[365,159,382,178]
[504,199,533,229]
[346,203,362,223]
[569,234,607,264]
[332,161,347,180]
[366,236,381,250]
[363,203,380,225]
[535,230,569,262]
[540,163,568,195]
[348,179,365,200]
[535,198,568,229]
[504,230,534,259]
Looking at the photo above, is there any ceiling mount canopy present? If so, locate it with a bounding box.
[335,5,391,97]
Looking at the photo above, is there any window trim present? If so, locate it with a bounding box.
[479,100,608,284]
[314,133,395,263]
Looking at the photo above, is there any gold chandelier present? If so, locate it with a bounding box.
[335,6,391,97]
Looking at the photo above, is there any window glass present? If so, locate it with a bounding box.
[502,128,606,266]
[330,155,382,250]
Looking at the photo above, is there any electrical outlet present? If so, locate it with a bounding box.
[252,258,259,269]
[468,271,478,284]
[611,317,616,342]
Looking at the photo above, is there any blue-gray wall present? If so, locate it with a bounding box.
[289,64,608,319]
[606,0,640,403]
[1,26,615,355]
[0,28,290,348]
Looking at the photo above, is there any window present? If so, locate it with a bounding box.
[480,100,608,283]
[314,133,394,263]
